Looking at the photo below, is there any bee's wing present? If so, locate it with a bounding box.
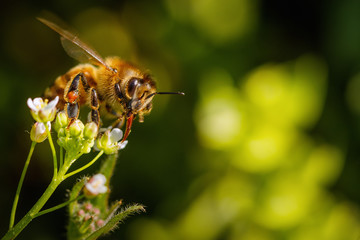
[37,17,112,71]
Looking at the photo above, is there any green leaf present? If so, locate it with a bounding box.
[84,204,145,240]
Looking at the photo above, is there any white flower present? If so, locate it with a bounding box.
[30,122,51,143]
[96,128,128,154]
[27,96,59,122]
[84,174,108,197]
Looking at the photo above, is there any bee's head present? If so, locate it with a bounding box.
[125,75,157,115]
[114,74,184,143]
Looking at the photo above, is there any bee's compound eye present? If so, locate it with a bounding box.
[127,78,140,97]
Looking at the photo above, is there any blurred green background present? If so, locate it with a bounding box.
[1,0,360,239]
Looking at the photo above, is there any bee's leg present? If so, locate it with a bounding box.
[90,88,100,126]
[74,73,101,126]
[111,115,125,129]
[66,102,80,126]
[64,73,82,126]
[104,104,125,128]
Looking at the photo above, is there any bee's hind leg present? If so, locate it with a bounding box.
[64,72,100,127]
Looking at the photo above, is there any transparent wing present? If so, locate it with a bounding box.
[37,17,112,70]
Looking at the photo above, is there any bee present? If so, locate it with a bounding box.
[38,17,184,142]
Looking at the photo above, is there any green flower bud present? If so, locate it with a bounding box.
[69,120,84,137]
[30,122,50,143]
[99,130,111,147]
[81,140,95,154]
[54,111,68,131]
[57,137,66,147]
[84,122,98,140]
[58,128,66,138]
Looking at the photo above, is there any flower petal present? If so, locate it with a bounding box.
[37,122,46,134]
[92,173,106,184]
[43,96,59,111]
[110,128,123,143]
[46,121,51,131]
[85,173,108,196]
[118,140,128,150]
[27,98,37,111]
[97,185,108,194]
[33,98,44,108]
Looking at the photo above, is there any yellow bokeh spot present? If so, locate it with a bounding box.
[190,0,257,43]
[232,125,296,173]
[195,69,247,149]
[255,175,317,229]
[322,203,360,240]
[196,98,244,149]
[346,72,360,115]
[301,145,344,186]
[128,218,171,240]
[242,55,327,129]
[174,174,254,240]
[244,64,289,108]
[288,55,327,128]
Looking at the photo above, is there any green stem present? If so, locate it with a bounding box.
[64,151,104,180]
[34,195,85,218]
[9,142,37,229]
[45,123,57,178]
[1,159,72,240]
[59,147,64,169]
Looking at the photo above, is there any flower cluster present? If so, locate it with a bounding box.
[74,202,105,233]
[27,97,129,155]
[54,112,98,154]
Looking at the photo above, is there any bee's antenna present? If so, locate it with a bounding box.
[146,91,185,99]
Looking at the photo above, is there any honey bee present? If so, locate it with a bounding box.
[38,17,184,142]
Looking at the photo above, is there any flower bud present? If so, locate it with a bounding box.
[81,140,95,154]
[84,122,98,140]
[54,111,68,131]
[69,120,84,137]
[99,131,111,147]
[57,128,66,138]
[96,219,104,227]
[30,122,50,143]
